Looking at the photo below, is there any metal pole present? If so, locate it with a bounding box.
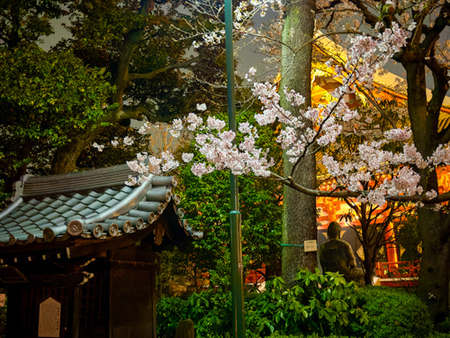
[224,0,245,337]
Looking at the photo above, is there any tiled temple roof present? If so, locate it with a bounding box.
[0,164,199,255]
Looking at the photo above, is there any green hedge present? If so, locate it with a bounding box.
[352,286,433,338]
[156,271,437,338]
[157,269,367,337]
[245,269,367,336]
[157,291,232,338]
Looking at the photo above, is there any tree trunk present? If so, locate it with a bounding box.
[404,61,450,322]
[362,246,376,286]
[280,0,317,286]
[417,208,450,323]
[360,214,388,285]
[50,131,101,174]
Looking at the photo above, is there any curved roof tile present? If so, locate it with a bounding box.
[0,164,200,252]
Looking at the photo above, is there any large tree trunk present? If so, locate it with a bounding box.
[417,208,450,323]
[280,0,317,286]
[404,61,450,322]
[50,133,99,174]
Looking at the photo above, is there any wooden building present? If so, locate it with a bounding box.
[0,164,199,338]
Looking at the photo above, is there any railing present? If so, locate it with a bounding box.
[375,261,420,287]
[245,267,266,285]
[244,261,421,288]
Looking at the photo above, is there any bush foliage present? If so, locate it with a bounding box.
[246,269,368,337]
[157,269,367,337]
[157,270,441,338]
[267,334,450,338]
[352,286,433,338]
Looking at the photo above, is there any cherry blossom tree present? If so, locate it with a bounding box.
[314,0,450,323]
[317,99,414,285]
[128,22,410,233]
[119,0,450,322]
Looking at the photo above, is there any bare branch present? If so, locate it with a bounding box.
[270,171,450,205]
[347,0,383,28]
[421,4,450,55]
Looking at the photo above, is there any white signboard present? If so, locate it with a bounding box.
[304,240,318,252]
[38,297,61,337]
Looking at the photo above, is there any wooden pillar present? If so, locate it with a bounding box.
[385,222,398,265]
[109,244,156,338]
[67,283,81,338]
[5,287,21,338]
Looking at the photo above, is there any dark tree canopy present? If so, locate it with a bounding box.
[0,0,227,188]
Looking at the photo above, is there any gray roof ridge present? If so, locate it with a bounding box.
[11,164,135,201]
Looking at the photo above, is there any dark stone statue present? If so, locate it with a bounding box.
[319,222,365,285]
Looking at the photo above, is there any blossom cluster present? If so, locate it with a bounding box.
[234,0,284,32]
[130,109,275,178]
[250,78,359,163]
[124,17,447,208]
[319,136,450,206]
[92,142,104,152]
[384,127,412,141]
[125,151,179,186]
[322,145,424,207]
[192,30,225,49]
[187,0,285,50]
[92,136,132,152]
[345,22,408,87]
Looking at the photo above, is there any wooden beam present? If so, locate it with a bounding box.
[0,221,160,262]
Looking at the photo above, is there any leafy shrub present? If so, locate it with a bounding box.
[157,272,435,338]
[157,269,368,338]
[268,334,354,338]
[425,333,450,338]
[352,286,433,338]
[157,296,190,336]
[247,269,368,337]
[188,292,232,337]
[157,291,233,338]
[435,317,450,334]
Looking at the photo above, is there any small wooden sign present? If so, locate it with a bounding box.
[304,240,317,252]
[0,294,5,307]
[38,297,61,337]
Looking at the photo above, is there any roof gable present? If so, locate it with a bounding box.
[0,165,198,259]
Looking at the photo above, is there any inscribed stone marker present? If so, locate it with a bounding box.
[38,297,61,337]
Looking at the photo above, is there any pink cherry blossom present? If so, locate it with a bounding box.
[384,127,412,141]
[182,153,194,163]
[121,19,441,208]
[196,103,207,111]
[206,116,226,131]
[191,163,215,177]
[123,136,134,146]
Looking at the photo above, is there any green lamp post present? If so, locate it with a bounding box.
[224,0,245,337]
